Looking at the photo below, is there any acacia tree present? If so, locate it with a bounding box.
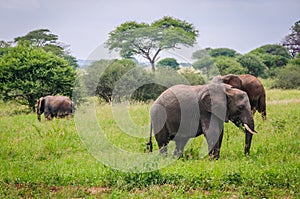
[106,16,198,71]
[282,20,300,57]
[14,29,78,69]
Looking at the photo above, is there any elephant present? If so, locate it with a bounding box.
[147,83,257,159]
[212,74,266,120]
[36,96,75,121]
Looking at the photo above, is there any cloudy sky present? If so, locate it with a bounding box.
[0,0,299,59]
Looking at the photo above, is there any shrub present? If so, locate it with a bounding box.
[157,58,179,70]
[178,67,205,85]
[272,64,300,89]
[95,59,136,102]
[214,56,247,75]
[237,54,266,77]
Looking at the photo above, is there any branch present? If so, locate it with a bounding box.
[152,48,162,62]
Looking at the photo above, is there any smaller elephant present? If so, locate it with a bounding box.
[212,74,266,120]
[36,96,75,121]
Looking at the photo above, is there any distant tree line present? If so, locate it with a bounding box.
[1,19,299,109]
[82,19,300,102]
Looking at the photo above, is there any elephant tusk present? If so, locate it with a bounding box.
[244,124,257,135]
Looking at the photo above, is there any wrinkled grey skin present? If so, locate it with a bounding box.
[36,96,75,121]
[212,74,266,120]
[147,83,256,159]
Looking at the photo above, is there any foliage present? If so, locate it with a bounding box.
[95,59,136,102]
[249,44,291,70]
[157,58,179,70]
[83,59,114,96]
[192,56,214,79]
[288,56,300,65]
[191,48,211,59]
[251,44,290,58]
[209,48,237,58]
[0,40,12,57]
[84,59,195,102]
[13,29,78,69]
[0,43,76,110]
[177,67,205,85]
[272,64,300,89]
[236,53,266,77]
[282,20,300,57]
[130,67,191,102]
[14,29,58,47]
[106,16,198,71]
[214,56,247,75]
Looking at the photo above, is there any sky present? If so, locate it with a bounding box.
[0,0,299,60]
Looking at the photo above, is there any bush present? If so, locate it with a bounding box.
[178,67,205,85]
[272,64,300,89]
[237,54,266,77]
[157,58,179,70]
[214,56,247,75]
[95,59,136,102]
[0,43,76,110]
[131,67,191,101]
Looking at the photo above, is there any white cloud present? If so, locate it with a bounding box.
[0,0,40,9]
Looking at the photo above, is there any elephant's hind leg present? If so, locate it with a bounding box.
[154,127,169,156]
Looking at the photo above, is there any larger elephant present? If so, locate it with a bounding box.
[212,74,266,120]
[36,96,75,121]
[147,83,257,159]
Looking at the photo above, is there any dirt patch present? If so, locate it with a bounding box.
[267,99,300,105]
[49,185,111,194]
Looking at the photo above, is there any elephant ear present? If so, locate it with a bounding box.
[222,74,242,89]
[200,84,228,122]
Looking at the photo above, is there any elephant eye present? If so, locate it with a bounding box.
[239,105,244,110]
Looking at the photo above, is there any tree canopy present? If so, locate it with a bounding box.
[237,54,266,77]
[106,16,198,71]
[209,48,237,58]
[14,29,78,69]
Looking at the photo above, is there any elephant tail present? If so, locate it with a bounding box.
[258,92,267,120]
[146,123,153,152]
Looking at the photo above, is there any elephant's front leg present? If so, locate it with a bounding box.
[208,129,224,160]
[173,137,189,158]
[202,116,224,159]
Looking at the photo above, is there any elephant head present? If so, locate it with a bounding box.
[36,97,45,122]
[148,83,257,159]
[212,74,242,89]
[200,83,256,156]
[212,74,266,120]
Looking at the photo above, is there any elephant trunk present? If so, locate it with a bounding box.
[37,114,41,122]
[242,118,256,155]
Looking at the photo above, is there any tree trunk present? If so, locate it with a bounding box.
[150,61,155,72]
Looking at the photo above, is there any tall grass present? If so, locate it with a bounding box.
[0,89,299,198]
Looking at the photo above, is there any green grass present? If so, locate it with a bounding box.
[0,89,299,198]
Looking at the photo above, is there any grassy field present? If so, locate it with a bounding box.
[0,89,299,198]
